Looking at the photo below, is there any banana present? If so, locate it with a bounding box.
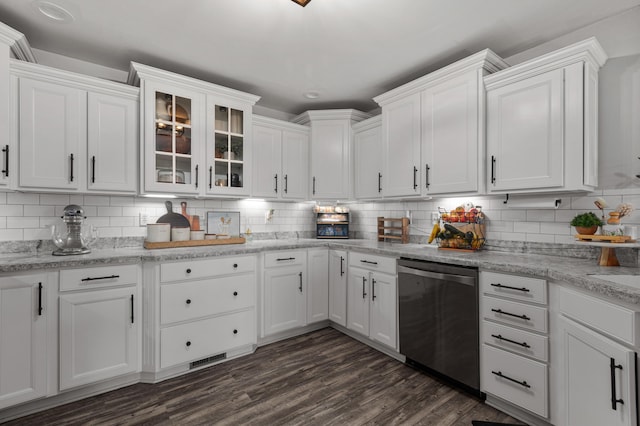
[428,223,440,244]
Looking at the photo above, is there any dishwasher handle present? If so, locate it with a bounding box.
[397,265,476,286]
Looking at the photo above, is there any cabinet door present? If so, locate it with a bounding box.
[19,78,85,190]
[422,71,479,195]
[307,249,329,324]
[369,271,397,349]
[382,93,421,197]
[487,68,564,192]
[143,81,202,194]
[347,268,370,336]
[310,120,351,199]
[354,122,383,199]
[87,92,138,192]
[0,274,48,409]
[561,316,637,426]
[59,286,140,390]
[206,97,252,197]
[281,129,309,200]
[252,124,281,198]
[263,266,306,335]
[328,250,347,327]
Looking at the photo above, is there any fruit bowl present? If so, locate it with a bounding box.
[431,208,486,251]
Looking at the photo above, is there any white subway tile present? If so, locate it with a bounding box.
[0,229,23,241]
[83,195,111,206]
[0,217,6,228]
[526,210,555,222]
[526,233,555,243]
[0,193,6,204]
[500,232,526,241]
[96,227,122,238]
[97,207,123,217]
[7,193,39,205]
[7,217,40,229]
[109,196,136,207]
[23,205,55,217]
[39,194,70,206]
[122,227,146,237]
[110,216,135,227]
[514,221,540,233]
[0,205,24,216]
[85,217,111,227]
[501,210,527,221]
[24,227,52,240]
[69,195,84,205]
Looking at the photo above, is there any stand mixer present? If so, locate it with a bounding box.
[51,205,97,256]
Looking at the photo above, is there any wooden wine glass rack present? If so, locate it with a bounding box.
[377,217,410,244]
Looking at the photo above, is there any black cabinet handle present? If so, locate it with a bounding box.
[491,155,496,184]
[491,308,531,321]
[362,276,367,299]
[340,256,344,276]
[371,278,377,301]
[186,341,191,347]
[491,371,530,388]
[378,172,382,193]
[233,291,238,296]
[413,166,418,190]
[425,164,430,189]
[91,156,96,183]
[130,294,134,324]
[186,268,192,274]
[274,173,278,193]
[284,174,288,194]
[298,272,303,292]
[233,329,238,335]
[38,282,43,316]
[491,334,530,348]
[277,257,295,261]
[81,275,120,282]
[69,153,74,182]
[186,299,191,305]
[491,283,530,293]
[209,166,213,189]
[610,358,624,410]
[233,263,238,268]
[1,145,8,177]
[195,164,199,188]
[360,259,378,265]
[312,176,316,195]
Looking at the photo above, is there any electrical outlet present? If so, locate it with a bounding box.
[431,212,440,224]
[139,212,149,227]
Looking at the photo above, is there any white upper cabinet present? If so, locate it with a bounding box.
[128,62,259,197]
[374,49,507,198]
[11,60,139,193]
[252,115,309,200]
[354,116,383,199]
[485,38,607,194]
[293,110,370,201]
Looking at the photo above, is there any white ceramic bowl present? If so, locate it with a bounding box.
[190,230,205,240]
[171,227,190,241]
[146,223,171,242]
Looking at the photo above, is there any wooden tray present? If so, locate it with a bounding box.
[144,237,245,249]
[575,234,636,243]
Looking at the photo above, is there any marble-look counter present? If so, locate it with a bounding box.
[1,239,638,305]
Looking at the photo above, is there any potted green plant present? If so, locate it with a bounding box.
[570,212,603,235]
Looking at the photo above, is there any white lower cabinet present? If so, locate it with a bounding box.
[59,265,141,390]
[307,248,329,324]
[328,249,347,327]
[0,273,54,409]
[346,252,397,350]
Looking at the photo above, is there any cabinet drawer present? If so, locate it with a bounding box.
[480,271,546,304]
[160,309,255,369]
[558,286,640,346]
[482,344,548,418]
[482,321,548,362]
[349,252,396,274]
[161,256,255,283]
[161,274,255,325]
[482,295,547,333]
[60,264,139,291]
[264,250,306,268]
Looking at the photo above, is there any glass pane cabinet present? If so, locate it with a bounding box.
[154,92,193,186]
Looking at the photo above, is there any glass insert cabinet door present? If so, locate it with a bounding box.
[155,91,193,186]
[209,104,246,192]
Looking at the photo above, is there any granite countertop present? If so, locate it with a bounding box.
[1,239,638,305]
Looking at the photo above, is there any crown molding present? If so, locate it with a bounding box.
[291,109,372,125]
[0,21,36,63]
[352,114,382,132]
[253,114,310,133]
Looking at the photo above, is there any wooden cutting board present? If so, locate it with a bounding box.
[575,234,635,243]
[143,237,246,249]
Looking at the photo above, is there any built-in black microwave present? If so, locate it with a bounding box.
[316,212,349,239]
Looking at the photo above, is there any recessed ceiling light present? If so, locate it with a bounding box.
[34,0,75,22]
[304,91,320,99]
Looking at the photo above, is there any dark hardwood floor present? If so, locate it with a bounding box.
[6,328,523,425]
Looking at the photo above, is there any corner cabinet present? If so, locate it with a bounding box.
[485,38,607,194]
[129,62,259,197]
[252,115,309,200]
[11,60,139,193]
[292,110,370,201]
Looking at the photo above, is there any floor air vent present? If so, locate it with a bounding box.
[190,353,226,369]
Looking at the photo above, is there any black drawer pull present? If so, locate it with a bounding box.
[130,294,134,324]
[491,283,530,293]
[491,308,530,321]
[38,282,43,316]
[233,291,238,296]
[277,257,295,261]
[492,370,530,388]
[186,268,192,274]
[186,341,191,347]
[233,263,238,268]
[491,334,530,348]
[69,153,74,182]
[360,260,378,265]
[186,299,191,305]
[610,358,624,410]
[81,275,120,282]
[233,329,238,335]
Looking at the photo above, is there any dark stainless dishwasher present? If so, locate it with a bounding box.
[398,258,480,395]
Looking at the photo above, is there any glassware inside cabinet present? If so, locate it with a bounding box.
[211,104,245,190]
[154,91,193,185]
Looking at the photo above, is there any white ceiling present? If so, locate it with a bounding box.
[1,0,639,114]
